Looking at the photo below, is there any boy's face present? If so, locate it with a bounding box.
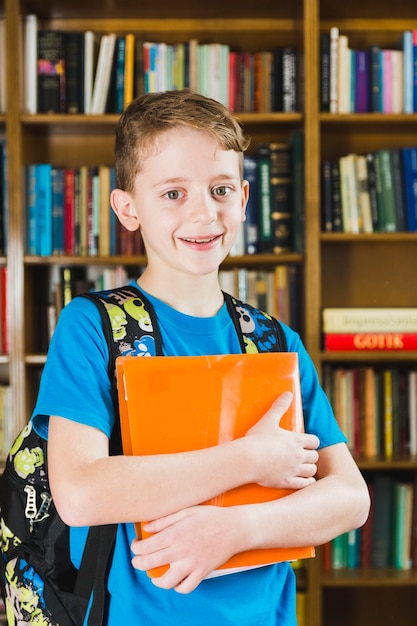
[119,127,248,279]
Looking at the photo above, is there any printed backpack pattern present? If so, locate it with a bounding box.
[0,284,286,626]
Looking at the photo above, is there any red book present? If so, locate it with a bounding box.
[323,332,417,351]
[63,169,75,255]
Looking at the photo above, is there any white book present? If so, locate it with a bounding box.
[24,14,38,114]
[322,307,417,333]
[84,30,99,114]
[91,33,117,114]
[329,27,339,114]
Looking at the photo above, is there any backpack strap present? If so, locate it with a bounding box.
[223,292,288,353]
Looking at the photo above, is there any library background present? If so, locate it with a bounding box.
[1,0,417,624]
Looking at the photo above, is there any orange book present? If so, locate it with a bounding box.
[116,352,315,577]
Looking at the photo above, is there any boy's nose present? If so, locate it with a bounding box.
[187,194,217,222]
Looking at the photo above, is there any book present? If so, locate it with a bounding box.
[401,146,417,231]
[371,474,394,568]
[256,144,273,253]
[323,332,417,351]
[90,34,117,114]
[290,129,304,253]
[23,14,38,114]
[269,142,292,253]
[64,31,85,113]
[321,160,333,232]
[37,30,66,113]
[354,50,369,113]
[322,308,417,333]
[320,33,330,112]
[329,27,339,113]
[84,30,99,114]
[115,351,315,577]
[243,155,259,254]
[403,31,414,114]
[123,33,135,109]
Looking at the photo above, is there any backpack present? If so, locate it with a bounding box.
[0,284,287,626]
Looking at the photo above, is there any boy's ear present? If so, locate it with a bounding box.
[241,179,249,222]
[110,188,140,232]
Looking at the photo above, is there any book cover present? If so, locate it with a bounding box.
[322,308,417,333]
[116,352,315,577]
[37,30,65,114]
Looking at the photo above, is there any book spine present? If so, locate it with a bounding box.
[403,31,413,114]
[320,33,330,112]
[413,30,417,113]
[354,49,369,113]
[64,31,84,113]
[37,30,66,113]
[51,168,64,255]
[269,142,292,253]
[257,145,273,253]
[401,146,417,231]
[322,308,417,333]
[243,155,259,254]
[329,27,339,113]
[27,164,37,255]
[36,164,53,256]
[324,332,417,351]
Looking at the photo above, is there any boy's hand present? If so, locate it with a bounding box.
[131,505,248,593]
[244,391,320,490]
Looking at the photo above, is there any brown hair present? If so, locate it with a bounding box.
[114,89,250,192]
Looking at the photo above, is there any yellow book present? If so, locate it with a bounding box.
[124,33,135,109]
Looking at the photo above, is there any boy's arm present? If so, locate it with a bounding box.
[48,393,320,527]
[131,442,370,594]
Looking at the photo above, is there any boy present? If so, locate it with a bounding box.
[33,90,369,624]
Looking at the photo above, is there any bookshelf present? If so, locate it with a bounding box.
[2,0,417,625]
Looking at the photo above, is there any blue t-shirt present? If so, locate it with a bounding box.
[32,282,346,626]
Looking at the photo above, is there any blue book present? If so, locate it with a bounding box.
[36,164,53,256]
[413,30,417,112]
[115,36,126,113]
[27,164,37,255]
[401,146,417,231]
[51,168,65,254]
[243,155,259,254]
[354,50,369,112]
[403,31,413,114]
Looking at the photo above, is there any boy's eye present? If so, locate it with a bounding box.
[165,190,182,200]
[213,186,231,197]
